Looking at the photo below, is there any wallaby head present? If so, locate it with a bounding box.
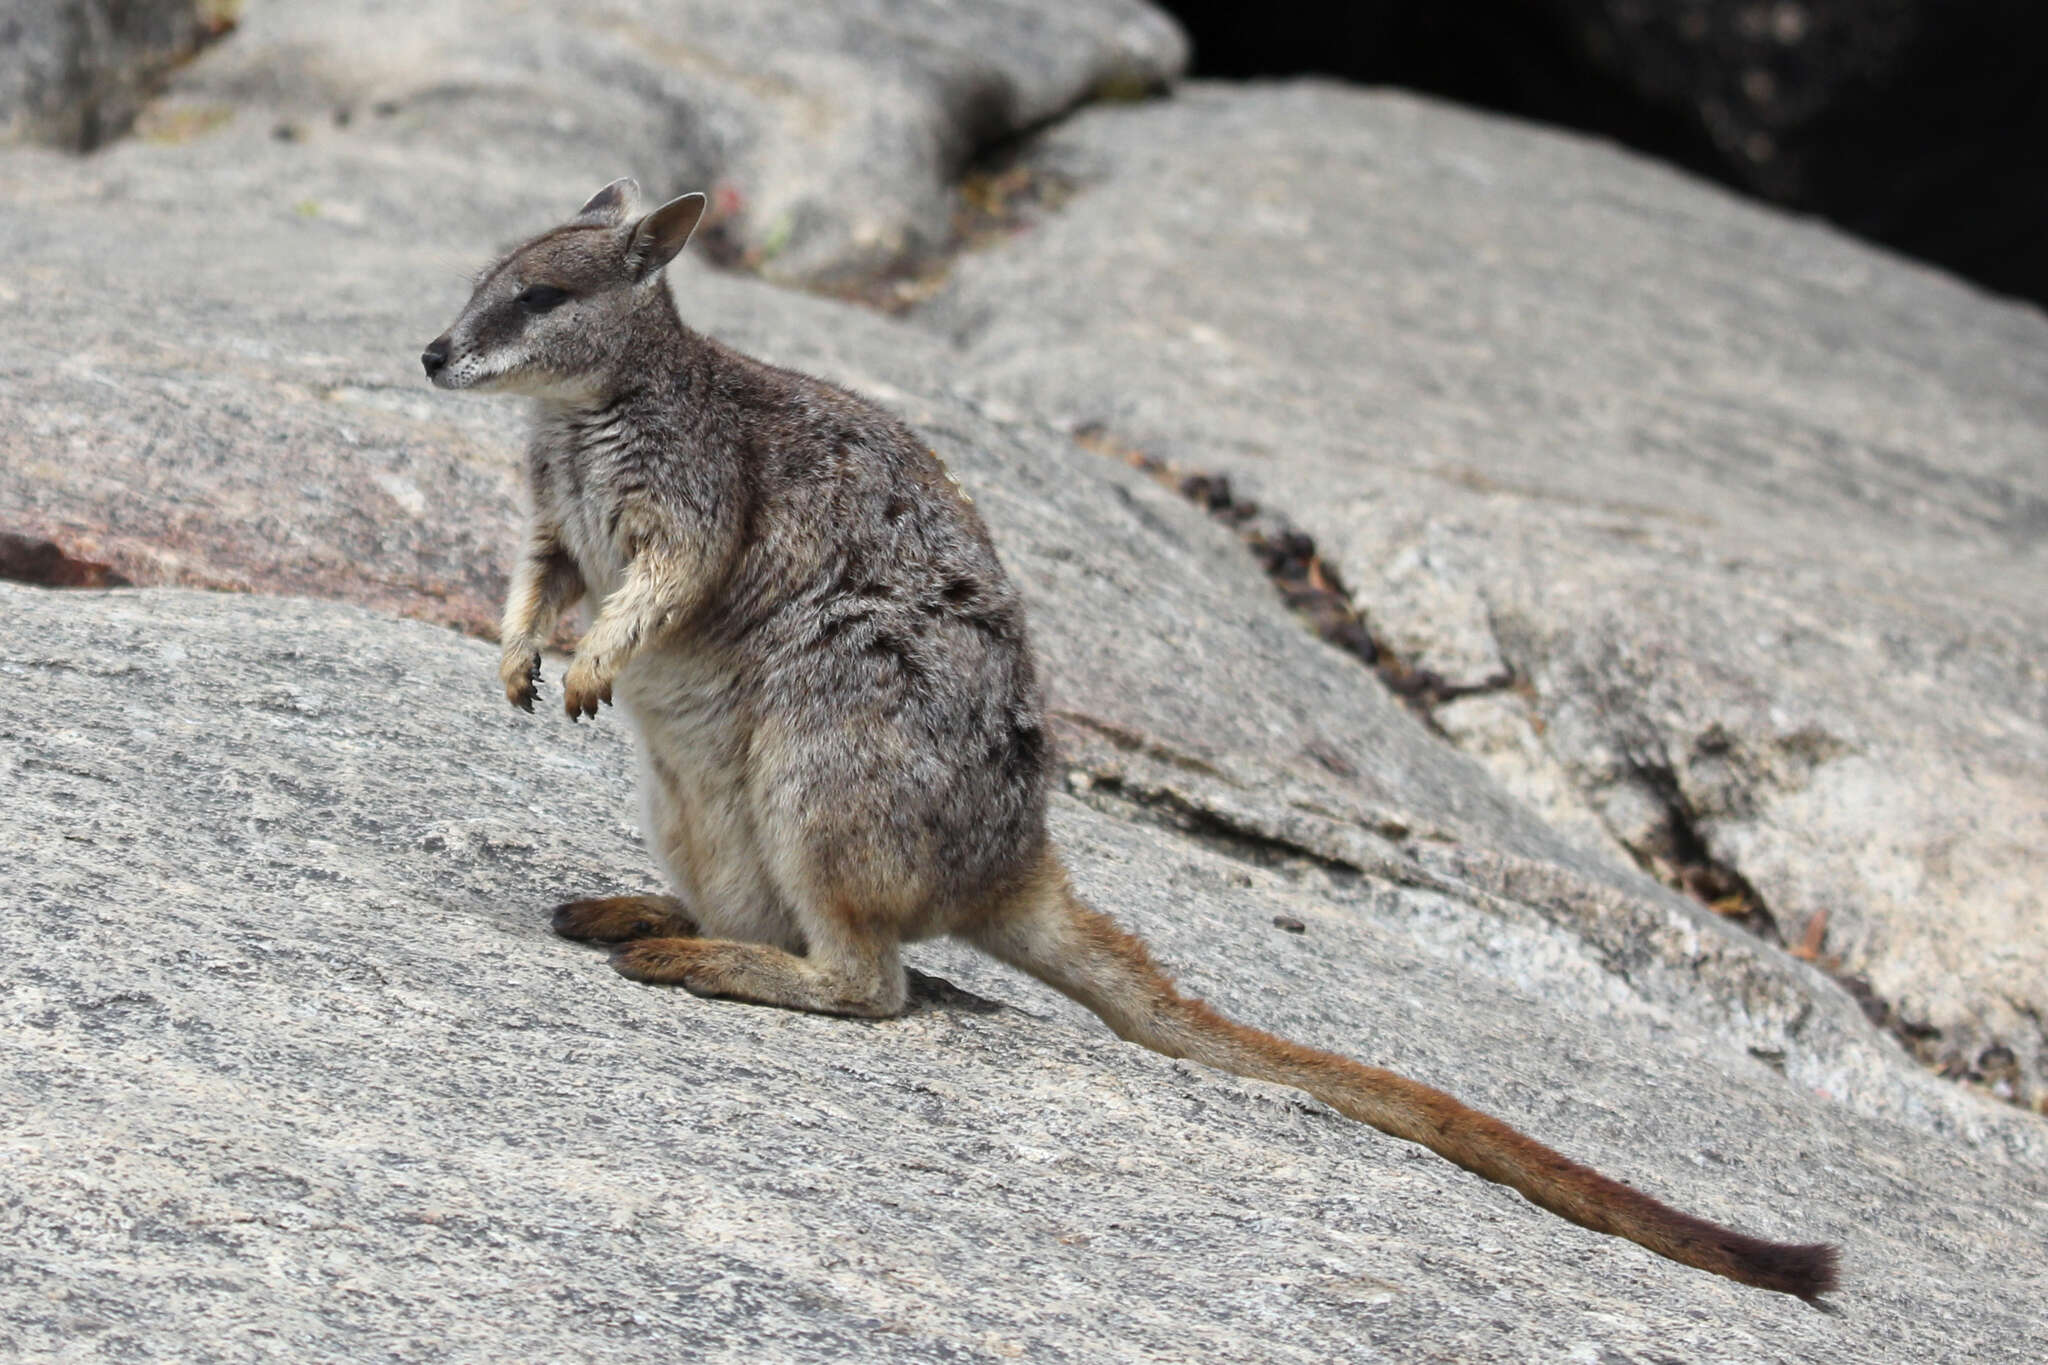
[421,178,706,397]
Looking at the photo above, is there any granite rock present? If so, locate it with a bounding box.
[1161,0,2048,308]
[6,43,2048,1363]
[0,0,1183,630]
[921,80,2048,1105]
[4,584,2046,1363]
[158,0,1187,284]
[0,60,2028,1138]
[0,0,219,149]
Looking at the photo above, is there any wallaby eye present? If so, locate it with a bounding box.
[516,284,570,313]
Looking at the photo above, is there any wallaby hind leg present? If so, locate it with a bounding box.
[553,894,699,944]
[610,915,906,1019]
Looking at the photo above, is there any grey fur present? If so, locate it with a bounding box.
[424,185,1050,1013]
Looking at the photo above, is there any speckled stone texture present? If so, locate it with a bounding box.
[0,0,215,149]
[5,15,2048,1363]
[921,80,2048,1109]
[4,584,2046,1363]
[0,0,1183,630]
[157,0,1187,284]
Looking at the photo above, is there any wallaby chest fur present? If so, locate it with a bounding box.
[422,178,1838,1303]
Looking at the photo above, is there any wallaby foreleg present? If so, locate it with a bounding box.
[499,523,585,711]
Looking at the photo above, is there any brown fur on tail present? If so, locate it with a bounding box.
[969,868,1839,1302]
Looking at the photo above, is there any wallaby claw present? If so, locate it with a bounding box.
[501,644,544,713]
[562,657,608,720]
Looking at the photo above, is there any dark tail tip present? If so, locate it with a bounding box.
[1739,1236,1840,1302]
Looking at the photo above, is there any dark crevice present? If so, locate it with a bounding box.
[698,127,1082,314]
[1835,976,2037,1111]
[1832,972,1938,1050]
[1792,917,2040,1111]
[1614,755,1783,945]
[1065,730,2017,1105]
[1048,709,1228,782]
[1073,772,1365,884]
[1615,763,2043,1111]
[1075,424,1518,731]
[0,532,130,589]
[1605,751,2039,1108]
[39,4,240,154]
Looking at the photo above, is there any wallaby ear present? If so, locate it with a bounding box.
[574,177,643,227]
[624,192,708,281]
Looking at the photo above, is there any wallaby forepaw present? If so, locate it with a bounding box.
[561,655,613,721]
[500,644,542,713]
[552,896,697,943]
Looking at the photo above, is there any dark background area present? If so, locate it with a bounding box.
[1161,0,2048,311]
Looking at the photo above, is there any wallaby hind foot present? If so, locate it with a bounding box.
[552,894,698,943]
[610,936,906,1018]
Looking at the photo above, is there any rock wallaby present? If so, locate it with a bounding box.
[422,178,1838,1302]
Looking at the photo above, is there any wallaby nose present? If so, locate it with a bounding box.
[420,337,450,377]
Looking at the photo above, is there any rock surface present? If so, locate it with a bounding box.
[5,12,2048,1362]
[160,0,1186,285]
[1162,0,2048,309]
[924,79,2048,1109]
[0,0,1181,631]
[0,113,1922,1139]
[0,0,219,150]
[5,583,2047,1363]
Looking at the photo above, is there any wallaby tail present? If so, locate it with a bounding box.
[968,867,1838,1302]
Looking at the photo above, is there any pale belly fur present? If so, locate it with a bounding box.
[617,642,806,955]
